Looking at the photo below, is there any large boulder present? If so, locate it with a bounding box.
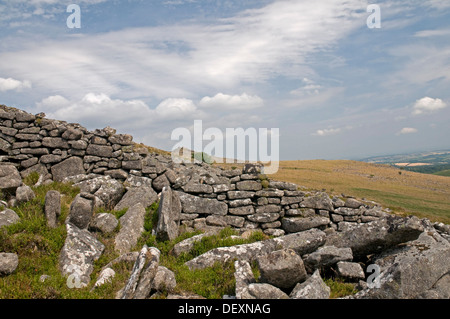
[256,249,307,289]
[67,193,94,230]
[242,283,289,299]
[303,246,353,271]
[51,157,86,182]
[185,228,326,270]
[353,230,450,299]
[0,165,22,191]
[290,270,330,299]
[114,203,146,254]
[114,186,157,211]
[156,187,181,242]
[59,223,105,287]
[44,190,61,228]
[0,253,19,276]
[234,260,256,299]
[15,185,35,203]
[282,216,330,233]
[177,191,228,216]
[89,213,118,234]
[71,175,124,209]
[302,192,333,211]
[0,209,20,228]
[325,215,425,259]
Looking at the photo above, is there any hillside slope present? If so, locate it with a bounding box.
[271,160,450,224]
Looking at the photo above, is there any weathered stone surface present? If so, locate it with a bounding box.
[86,144,113,158]
[45,190,61,228]
[280,196,303,205]
[0,165,22,190]
[255,204,281,214]
[40,154,63,164]
[0,253,19,276]
[115,203,146,254]
[119,245,150,299]
[345,198,363,209]
[152,174,170,192]
[177,191,228,216]
[42,137,69,149]
[304,246,353,271]
[234,260,256,299]
[247,212,280,223]
[256,249,307,289]
[15,185,35,203]
[156,187,181,242]
[132,247,161,299]
[104,169,128,180]
[89,213,119,233]
[282,216,330,233]
[109,134,133,146]
[336,261,365,281]
[59,223,105,287]
[325,215,425,258]
[290,270,330,299]
[0,209,20,228]
[227,191,255,200]
[185,228,326,270]
[114,186,157,211]
[153,266,177,293]
[256,189,284,197]
[236,181,262,191]
[229,205,255,216]
[302,192,334,211]
[268,181,297,191]
[229,198,252,208]
[182,183,213,194]
[93,267,116,289]
[353,230,450,299]
[68,194,94,229]
[62,128,83,140]
[244,283,289,299]
[51,157,85,182]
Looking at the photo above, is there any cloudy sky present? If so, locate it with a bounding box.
[0,0,449,161]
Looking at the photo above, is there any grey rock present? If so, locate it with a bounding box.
[182,183,213,194]
[119,245,150,299]
[114,186,157,211]
[153,266,177,292]
[0,253,19,276]
[40,154,62,164]
[229,205,255,216]
[229,198,252,208]
[152,174,170,192]
[353,230,450,299]
[234,260,256,299]
[268,181,297,191]
[109,134,133,146]
[171,233,209,257]
[177,191,228,216]
[290,270,330,299]
[282,216,330,233]
[93,268,116,289]
[245,283,289,299]
[304,246,353,271]
[51,157,86,182]
[256,249,307,289]
[90,213,119,233]
[345,198,363,209]
[68,193,94,229]
[0,209,20,228]
[156,187,181,242]
[15,185,35,203]
[0,165,22,190]
[104,169,128,180]
[115,203,146,254]
[302,192,333,211]
[62,128,83,140]
[247,212,280,223]
[42,137,69,149]
[86,144,113,158]
[325,215,425,258]
[280,196,303,205]
[227,191,255,200]
[255,189,285,197]
[336,261,365,281]
[133,247,161,299]
[255,204,281,214]
[59,223,105,287]
[236,181,262,191]
[185,228,326,270]
[45,190,61,228]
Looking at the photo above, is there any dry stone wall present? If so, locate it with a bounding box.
[0,105,394,237]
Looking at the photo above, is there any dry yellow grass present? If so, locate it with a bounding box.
[215,160,450,224]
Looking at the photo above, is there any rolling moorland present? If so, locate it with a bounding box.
[216,159,450,225]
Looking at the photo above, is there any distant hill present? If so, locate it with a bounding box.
[361,150,450,175]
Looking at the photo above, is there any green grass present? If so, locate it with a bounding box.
[324,278,358,299]
[434,169,450,177]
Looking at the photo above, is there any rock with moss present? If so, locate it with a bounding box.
[290,269,330,299]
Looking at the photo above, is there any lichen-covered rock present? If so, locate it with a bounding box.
[244,283,289,299]
[256,249,307,289]
[177,191,227,216]
[45,190,61,228]
[336,261,365,281]
[185,228,326,270]
[153,266,176,293]
[302,192,333,211]
[59,223,105,287]
[304,246,353,271]
[0,253,19,276]
[156,186,181,242]
[290,270,330,299]
[114,186,157,211]
[234,260,256,299]
[15,185,35,203]
[51,157,86,182]
[325,215,425,258]
[0,209,20,228]
[282,216,330,233]
[114,203,146,254]
[68,193,94,230]
[0,165,22,191]
[89,213,118,233]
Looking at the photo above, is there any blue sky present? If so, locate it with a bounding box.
[0,0,449,160]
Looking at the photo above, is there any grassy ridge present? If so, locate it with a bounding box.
[270,160,450,224]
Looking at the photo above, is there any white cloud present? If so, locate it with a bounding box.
[427,0,450,9]
[155,98,199,119]
[0,77,31,92]
[199,93,263,110]
[412,97,447,115]
[313,128,342,137]
[414,28,450,38]
[398,127,418,135]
